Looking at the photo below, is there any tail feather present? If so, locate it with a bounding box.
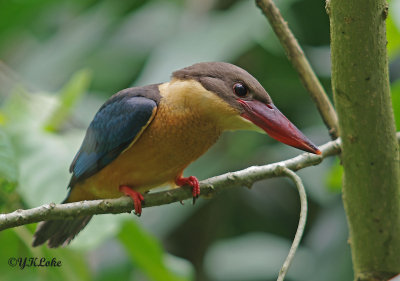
[32,216,92,248]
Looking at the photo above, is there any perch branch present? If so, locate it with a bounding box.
[1,133,399,232]
[256,0,339,138]
[0,137,340,231]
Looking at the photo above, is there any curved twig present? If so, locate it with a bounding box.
[276,167,307,281]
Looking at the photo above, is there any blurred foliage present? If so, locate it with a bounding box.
[0,226,90,281]
[0,129,18,191]
[325,158,342,193]
[44,69,92,132]
[392,80,400,131]
[119,221,193,281]
[387,15,400,59]
[0,0,399,280]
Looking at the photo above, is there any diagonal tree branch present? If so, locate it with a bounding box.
[256,0,339,139]
[0,137,340,231]
[0,133,398,232]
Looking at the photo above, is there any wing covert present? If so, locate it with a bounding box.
[69,95,157,186]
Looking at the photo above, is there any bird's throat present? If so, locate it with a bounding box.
[158,79,264,133]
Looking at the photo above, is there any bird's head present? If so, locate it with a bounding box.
[172,62,321,155]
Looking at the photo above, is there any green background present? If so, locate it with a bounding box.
[0,0,399,280]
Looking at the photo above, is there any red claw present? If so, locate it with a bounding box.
[175,176,200,204]
[119,185,144,216]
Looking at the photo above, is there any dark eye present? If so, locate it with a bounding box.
[233,83,248,97]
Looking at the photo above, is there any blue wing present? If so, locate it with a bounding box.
[69,93,158,187]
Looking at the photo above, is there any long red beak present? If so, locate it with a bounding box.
[238,99,321,155]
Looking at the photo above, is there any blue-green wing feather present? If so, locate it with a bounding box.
[69,94,157,187]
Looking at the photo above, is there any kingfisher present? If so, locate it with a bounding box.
[32,62,321,248]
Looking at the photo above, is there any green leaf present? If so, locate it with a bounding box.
[2,90,82,206]
[44,69,92,132]
[387,15,400,59]
[118,220,192,281]
[0,128,18,191]
[1,84,126,248]
[391,80,400,131]
[326,158,343,192]
[0,226,91,281]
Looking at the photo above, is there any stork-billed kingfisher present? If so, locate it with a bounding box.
[32,62,321,248]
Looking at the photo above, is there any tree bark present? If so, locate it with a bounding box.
[329,0,400,280]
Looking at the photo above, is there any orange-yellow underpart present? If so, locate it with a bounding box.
[67,79,249,202]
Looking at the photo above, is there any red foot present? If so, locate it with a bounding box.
[175,176,200,204]
[119,186,144,216]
